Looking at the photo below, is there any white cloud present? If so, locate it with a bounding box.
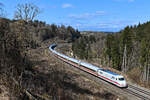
[68,11,105,20]
[62,4,73,8]
[56,20,137,32]
[68,20,138,31]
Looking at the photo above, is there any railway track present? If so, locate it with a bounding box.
[123,88,150,100]
[123,84,150,100]
[128,84,150,96]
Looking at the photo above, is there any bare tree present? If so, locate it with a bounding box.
[14,3,41,21]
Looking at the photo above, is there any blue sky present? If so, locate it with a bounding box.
[1,0,150,32]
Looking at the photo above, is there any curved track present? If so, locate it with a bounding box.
[128,84,150,96]
[50,44,150,100]
[123,88,150,100]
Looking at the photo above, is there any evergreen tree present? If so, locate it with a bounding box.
[105,34,114,62]
[120,26,133,72]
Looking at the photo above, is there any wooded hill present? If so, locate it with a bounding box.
[72,22,150,86]
[0,18,118,100]
[0,18,80,99]
[104,22,150,83]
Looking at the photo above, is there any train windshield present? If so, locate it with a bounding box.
[118,78,124,81]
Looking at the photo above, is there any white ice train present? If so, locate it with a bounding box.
[49,44,127,88]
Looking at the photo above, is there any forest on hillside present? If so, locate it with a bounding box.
[0,18,80,99]
[0,2,81,99]
[104,23,150,84]
[72,22,150,86]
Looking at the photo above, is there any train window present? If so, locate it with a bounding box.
[112,76,115,79]
[119,78,124,81]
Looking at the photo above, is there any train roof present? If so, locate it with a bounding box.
[101,69,119,76]
[80,62,100,71]
[68,57,79,63]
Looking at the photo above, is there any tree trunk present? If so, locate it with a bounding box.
[143,65,147,82]
[146,64,149,83]
[122,44,127,73]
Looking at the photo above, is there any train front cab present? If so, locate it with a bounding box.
[116,76,128,88]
